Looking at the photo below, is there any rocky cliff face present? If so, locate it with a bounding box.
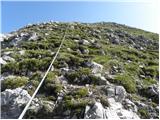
[1,22,159,119]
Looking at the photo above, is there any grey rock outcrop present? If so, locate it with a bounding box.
[0,58,7,65]
[86,61,103,74]
[115,86,127,102]
[84,101,105,119]
[104,85,127,102]
[84,100,140,119]
[1,88,31,119]
[2,55,15,62]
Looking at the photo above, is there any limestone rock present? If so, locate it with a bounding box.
[115,86,127,102]
[28,33,39,41]
[2,55,15,62]
[1,88,31,119]
[79,39,90,45]
[0,58,7,65]
[86,61,103,74]
[19,50,25,55]
[84,102,105,119]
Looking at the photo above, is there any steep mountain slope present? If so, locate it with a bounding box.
[1,22,159,119]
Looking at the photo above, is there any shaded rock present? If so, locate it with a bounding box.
[108,33,120,44]
[103,85,126,102]
[99,50,105,55]
[81,48,89,54]
[140,84,159,103]
[94,73,109,85]
[60,68,70,75]
[134,101,147,108]
[84,102,105,119]
[92,43,101,48]
[115,86,127,102]
[122,99,138,112]
[63,110,71,116]
[146,85,159,96]
[104,86,115,97]
[58,75,68,84]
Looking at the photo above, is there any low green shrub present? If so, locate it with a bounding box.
[142,78,157,86]
[114,73,136,93]
[64,99,88,109]
[92,55,111,65]
[143,66,158,78]
[2,76,29,91]
[19,57,52,73]
[100,96,110,107]
[75,88,88,97]
[138,108,150,119]
[66,67,102,85]
[65,68,91,84]
[1,62,19,74]
[124,63,140,75]
[41,72,62,95]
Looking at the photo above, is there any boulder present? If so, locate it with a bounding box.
[2,55,15,62]
[103,85,126,102]
[1,88,31,119]
[86,61,103,74]
[115,86,127,102]
[19,50,25,55]
[0,58,7,65]
[112,38,120,44]
[108,33,120,44]
[79,39,90,45]
[92,43,101,48]
[58,75,68,84]
[141,84,159,103]
[81,48,89,54]
[104,86,115,97]
[84,101,105,119]
[60,68,70,75]
[146,85,159,97]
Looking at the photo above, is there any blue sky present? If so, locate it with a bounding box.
[1,1,159,33]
